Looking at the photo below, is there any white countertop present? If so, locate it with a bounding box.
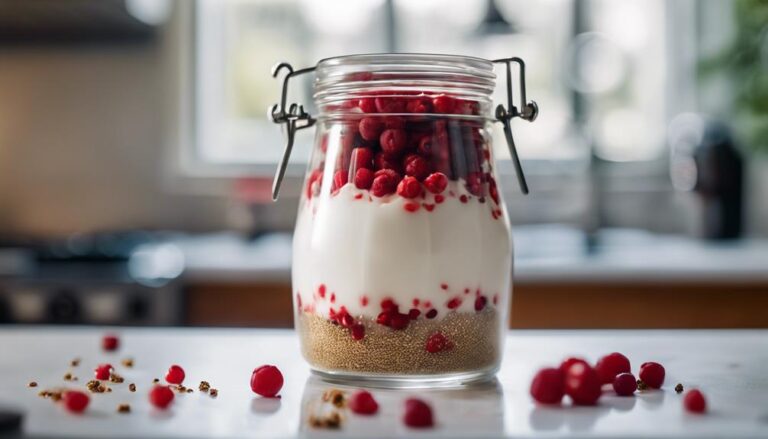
[174,227,768,284]
[1,328,767,438]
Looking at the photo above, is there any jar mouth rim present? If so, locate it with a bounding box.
[317,53,495,73]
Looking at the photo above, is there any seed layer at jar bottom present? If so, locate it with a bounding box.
[297,309,501,375]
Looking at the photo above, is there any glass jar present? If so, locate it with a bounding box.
[270,54,537,387]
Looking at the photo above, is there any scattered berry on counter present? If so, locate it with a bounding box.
[250,365,284,398]
[117,404,131,414]
[639,362,665,389]
[530,367,565,404]
[199,381,211,393]
[28,381,37,388]
[165,365,185,385]
[102,334,120,352]
[129,383,136,392]
[349,390,379,415]
[559,357,590,374]
[94,364,113,380]
[403,398,434,428]
[683,389,707,414]
[149,385,175,409]
[564,362,602,405]
[595,352,631,384]
[675,383,684,393]
[612,373,638,396]
[62,390,90,414]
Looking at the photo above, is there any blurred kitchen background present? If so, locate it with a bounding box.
[0,0,766,329]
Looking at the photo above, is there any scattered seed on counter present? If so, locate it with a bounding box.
[121,358,134,368]
[109,373,124,384]
[322,389,346,408]
[86,380,107,393]
[38,389,63,401]
[186,388,193,393]
[637,379,648,391]
[117,404,131,414]
[129,383,136,392]
[70,358,81,367]
[63,373,77,382]
[152,378,160,384]
[209,388,218,398]
[28,381,38,388]
[675,383,684,393]
[199,381,210,392]
[175,385,187,393]
[106,387,112,393]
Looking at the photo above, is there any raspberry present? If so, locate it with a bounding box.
[403,398,434,428]
[529,368,565,404]
[397,176,422,199]
[404,155,430,181]
[459,194,468,203]
[63,390,90,414]
[350,147,374,170]
[374,152,403,174]
[425,309,438,319]
[596,352,631,384]
[406,97,432,113]
[564,362,602,405]
[408,309,421,320]
[375,96,406,113]
[612,372,637,396]
[380,129,407,156]
[354,168,374,190]
[474,295,487,311]
[384,116,405,130]
[639,362,665,389]
[102,334,119,352]
[432,95,456,114]
[371,170,400,197]
[340,313,354,328]
[350,324,365,341]
[446,297,462,309]
[359,117,383,141]
[349,390,379,415]
[250,365,284,397]
[332,170,348,193]
[683,389,707,414]
[423,203,435,212]
[380,298,398,312]
[434,194,445,204]
[165,365,185,385]
[359,98,377,113]
[94,363,112,380]
[389,313,410,330]
[559,357,589,374]
[149,385,174,409]
[318,284,326,299]
[417,136,432,156]
[376,311,392,326]
[423,172,448,194]
[425,332,453,353]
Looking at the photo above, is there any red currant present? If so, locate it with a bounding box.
[165,365,185,385]
[250,365,283,397]
[639,362,665,389]
[529,367,565,404]
[149,385,175,409]
[612,372,637,396]
[349,390,379,415]
[595,352,631,384]
[564,362,602,405]
[403,398,434,428]
[63,390,90,414]
[683,389,707,414]
[101,334,119,352]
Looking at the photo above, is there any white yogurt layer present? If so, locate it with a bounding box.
[292,181,512,320]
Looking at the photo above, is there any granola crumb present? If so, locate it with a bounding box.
[175,385,187,393]
[121,358,134,368]
[70,358,81,367]
[109,373,124,384]
[187,388,193,393]
[117,403,131,414]
[199,381,211,392]
[309,411,342,429]
[28,381,38,388]
[129,383,136,392]
[209,388,218,398]
[86,380,102,393]
[106,387,112,393]
[637,379,648,391]
[63,372,76,381]
[152,378,160,384]
[322,389,346,408]
[675,383,684,393]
